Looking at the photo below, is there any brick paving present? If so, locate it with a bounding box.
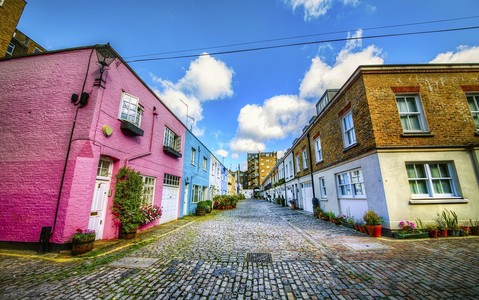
[1,198,479,299]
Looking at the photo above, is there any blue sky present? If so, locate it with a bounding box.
[18,0,479,170]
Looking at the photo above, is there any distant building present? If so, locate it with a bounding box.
[247,152,277,188]
[0,0,45,57]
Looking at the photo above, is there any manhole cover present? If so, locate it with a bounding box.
[109,257,159,269]
[246,252,273,263]
[344,242,390,251]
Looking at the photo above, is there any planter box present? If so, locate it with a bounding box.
[71,239,94,255]
[393,232,429,239]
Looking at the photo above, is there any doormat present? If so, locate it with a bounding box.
[109,257,159,269]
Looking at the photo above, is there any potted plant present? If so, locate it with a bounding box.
[112,167,145,239]
[289,200,296,210]
[363,209,383,237]
[314,207,323,219]
[393,220,428,239]
[441,209,460,237]
[71,228,96,255]
[204,200,213,213]
[196,201,208,216]
[140,204,162,224]
[424,223,439,238]
[435,214,448,237]
[470,219,479,235]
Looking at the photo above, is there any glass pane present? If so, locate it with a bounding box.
[353,183,364,196]
[406,97,418,112]
[438,164,449,177]
[410,180,428,194]
[396,98,407,112]
[408,115,421,130]
[440,180,452,194]
[429,164,440,178]
[467,96,478,111]
[406,164,416,178]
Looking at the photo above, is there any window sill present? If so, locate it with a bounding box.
[315,160,323,165]
[475,130,479,136]
[320,197,328,202]
[343,142,358,152]
[120,121,144,136]
[409,197,469,204]
[400,131,434,138]
[163,145,182,158]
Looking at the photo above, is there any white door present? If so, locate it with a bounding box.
[183,184,189,216]
[161,185,180,224]
[302,182,314,213]
[88,158,112,240]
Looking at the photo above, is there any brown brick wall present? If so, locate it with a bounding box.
[292,136,312,178]
[0,0,26,56]
[364,68,479,148]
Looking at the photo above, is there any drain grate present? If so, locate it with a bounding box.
[246,252,273,263]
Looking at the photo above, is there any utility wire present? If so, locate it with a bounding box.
[126,25,479,63]
[124,15,479,59]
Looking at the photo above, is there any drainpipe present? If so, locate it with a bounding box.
[125,107,158,165]
[49,49,95,252]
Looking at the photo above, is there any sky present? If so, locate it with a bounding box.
[17,0,479,171]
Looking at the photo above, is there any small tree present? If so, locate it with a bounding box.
[112,166,145,232]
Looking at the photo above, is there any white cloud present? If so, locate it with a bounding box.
[231,153,239,159]
[177,53,234,101]
[299,30,383,99]
[216,149,228,158]
[285,0,361,21]
[342,0,359,6]
[276,149,286,160]
[237,95,315,141]
[429,45,479,63]
[150,54,234,135]
[229,138,266,153]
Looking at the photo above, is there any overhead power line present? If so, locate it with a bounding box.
[124,15,479,59]
[126,25,479,63]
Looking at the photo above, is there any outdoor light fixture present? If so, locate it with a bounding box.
[94,45,116,88]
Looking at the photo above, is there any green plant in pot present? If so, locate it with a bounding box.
[196,200,208,216]
[112,166,145,239]
[363,209,384,237]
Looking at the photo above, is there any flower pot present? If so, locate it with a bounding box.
[196,208,206,216]
[439,229,448,237]
[354,224,360,231]
[470,226,479,235]
[71,239,94,255]
[428,229,438,238]
[365,225,382,237]
[119,226,138,240]
[460,226,470,235]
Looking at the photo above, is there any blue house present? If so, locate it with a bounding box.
[180,130,211,217]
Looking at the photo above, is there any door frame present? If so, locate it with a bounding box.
[89,157,113,240]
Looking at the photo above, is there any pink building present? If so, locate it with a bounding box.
[0,45,186,251]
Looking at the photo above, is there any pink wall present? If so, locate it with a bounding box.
[0,46,185,246]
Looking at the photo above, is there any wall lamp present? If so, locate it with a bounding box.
[94,45,116,88]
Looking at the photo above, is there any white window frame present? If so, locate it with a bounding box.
[6,43,15,55]
[302,149,308,170]
[341,111,356,148]
[141,176,156,205]
[192,185,203,203]
[190,148,196,165]
[396,94,428,132]
[319,177,327,199]
[119,93,143,127]
[337,169,366,198]
[202,157,207,171]
[314,137,322,163]
[406,162,459,199]
[163,173,180,187]
[163,127,182,152]
[295,155,301,173]
[466,93,479,130]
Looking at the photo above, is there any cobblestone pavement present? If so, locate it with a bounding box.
[1,199,479,299]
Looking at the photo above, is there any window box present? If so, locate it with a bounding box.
[163,145,182,158]
[120,121,144,136]
[393,232,429,239]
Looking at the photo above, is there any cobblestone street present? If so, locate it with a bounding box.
[1,198,479,299]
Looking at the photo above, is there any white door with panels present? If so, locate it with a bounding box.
[88,158,112,240]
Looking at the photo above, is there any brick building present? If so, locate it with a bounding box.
[263,64,479,230]
[0,45,186,250]
[247,152,277,189]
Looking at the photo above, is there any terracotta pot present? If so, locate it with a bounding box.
[470,226,479,235]
[439,229,448,237]
[354,224,359,231]
[428,229,438,238]
[365,225,382,237]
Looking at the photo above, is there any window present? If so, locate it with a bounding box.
[202,157,207,171]
[302,149,308,170]
[337,169,365,198]
[319,177,327,199]
[6,43,15,55]
[163,174,180,186]
[142,176,156,205]
[466,94,479,129]
[296,155,301,173]
[396,95,428,132]
[119,93,143,127]
[190,148,196,165]
[33,47,43,54]
[163,127,181,152]
[341,111,356,148]
[314,137,322,163]
[406,163,458,198]
[192,185,203,203]
[97,159,112,178]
